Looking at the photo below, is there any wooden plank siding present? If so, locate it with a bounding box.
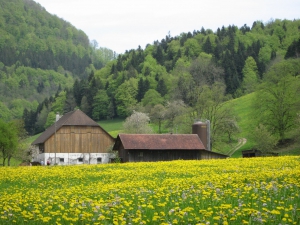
[199,150,227,159]
[44,126,114,153]
[127,150,201,162]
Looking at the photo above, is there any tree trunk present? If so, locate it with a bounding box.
[158,120,161,134]
[1,148,6,166]
[8,155,11,166]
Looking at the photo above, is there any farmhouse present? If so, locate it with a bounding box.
[113,122,228,162]
[31,109,115,165]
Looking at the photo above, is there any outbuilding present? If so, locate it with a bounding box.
[113,133,227,163]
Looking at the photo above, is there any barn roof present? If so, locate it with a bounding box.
[114,134,206,150]
[32,109,110,145]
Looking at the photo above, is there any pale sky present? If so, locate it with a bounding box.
[33,0,300,54]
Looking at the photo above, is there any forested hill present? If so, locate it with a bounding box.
[97,19,300,96]
[0,0,114,121]
[0,0,93,74]
[89,19,300,117]
[1,0,300,140]
[21,18,300,138]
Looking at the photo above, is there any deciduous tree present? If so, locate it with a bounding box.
[164,100,187,133]
[0,119,18,166]
[92,90,110,120]
[123,111,153,134]
[242,56,259,93]
[149,104,166,134]
[7,120,28,166]
[251,124,278,154]
[141,89,164,108]
[254,59,300,141]
[190,82,239,147]
[115,79,138,117]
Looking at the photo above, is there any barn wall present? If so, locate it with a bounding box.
[44,126,114,153]
[33,152,114,165]
[199,151,227,159]
[127,150,201,162]
[117,143,129,163]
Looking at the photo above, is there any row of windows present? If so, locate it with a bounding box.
[58,157,102,163]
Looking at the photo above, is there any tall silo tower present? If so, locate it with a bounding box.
[192,120,210,151]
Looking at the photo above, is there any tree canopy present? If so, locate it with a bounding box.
[253,58,300,141]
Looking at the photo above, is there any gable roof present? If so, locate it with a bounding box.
[114,134,206,150]
[32,109,111,145]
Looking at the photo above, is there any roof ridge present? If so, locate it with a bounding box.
[60,110,76,126]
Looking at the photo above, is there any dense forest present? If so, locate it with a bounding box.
[22,18,300,142]
[0,0,300,150]
[0,0,115,121]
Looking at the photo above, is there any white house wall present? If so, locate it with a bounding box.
[33,152,115,165]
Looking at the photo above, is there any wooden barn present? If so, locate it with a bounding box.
[31,109,115,165]
[242,149,279,158]
[112,133,227,163]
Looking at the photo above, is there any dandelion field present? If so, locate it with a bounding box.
[0,156,300,225]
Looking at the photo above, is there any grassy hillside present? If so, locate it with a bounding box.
[98,119,124,138]
[230,93,256,157]
[98,119,168,138]
[229,92,300,157]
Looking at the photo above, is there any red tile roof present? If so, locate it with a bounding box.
[117,133,205,150]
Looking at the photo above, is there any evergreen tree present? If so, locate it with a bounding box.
[203,36,213,54]
[80,96,91,116]
[153,46,164,65]
[156,79,168,97]
[88,70,95,82]
[235,42,246,80]
[64,89,77,113]
[200,27,206,35]
[180,33,187,46]
[240,24,251,34]
[222,50,240,94]
[131,50,138,69]
[22,108,34,135]
[73,79,82,106]
[213,42,223,61]
[136,78,144,102]
[116,55,123,71]
[285,38,300,59]
[144,79,150,93]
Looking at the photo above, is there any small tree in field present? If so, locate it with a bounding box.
[123,111,153,134]
[0,119,18,166]
[149,104,166,134]
[252,124,278,155]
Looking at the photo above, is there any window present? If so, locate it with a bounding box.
[39,144,44,154]
[60,158,64,162]
[97,157,102,164]
[78,158,83,162]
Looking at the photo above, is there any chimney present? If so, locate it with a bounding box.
[192,120,210,151]
[56,112,60,122]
